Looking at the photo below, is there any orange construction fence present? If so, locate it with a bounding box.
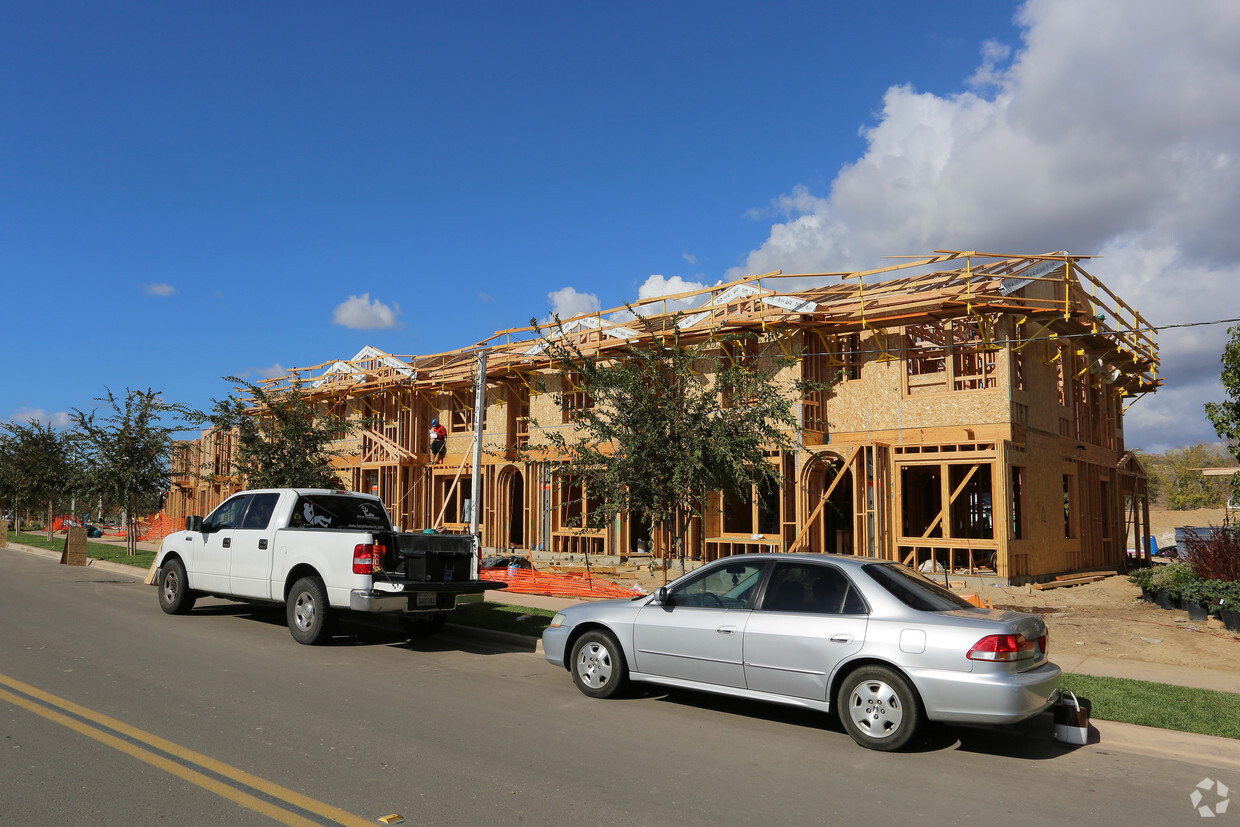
[137,512,184,543]
[479,566,644,600]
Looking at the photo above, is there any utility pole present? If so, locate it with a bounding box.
[469,349,488,556]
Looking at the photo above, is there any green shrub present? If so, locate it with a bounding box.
[1200,579,1240,614]
[1128,567,1156,591]
[1150,562,1197,597]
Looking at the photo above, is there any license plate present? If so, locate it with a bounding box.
[416,592,437,608]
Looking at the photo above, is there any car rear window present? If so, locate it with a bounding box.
[290,494,391,531]
[862,563,977,612]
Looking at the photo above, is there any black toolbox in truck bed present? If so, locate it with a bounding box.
[397,533,474,582]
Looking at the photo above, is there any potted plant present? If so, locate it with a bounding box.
[1127,566,1157,603]
[1151,563,1194,610]
[1220,593,1240,634]
[1178,577,1212,622]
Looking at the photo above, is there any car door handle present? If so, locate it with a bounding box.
[717,626,737,635]
[829,634,853,643]
[258,539,268,550]
[222,538,231,548]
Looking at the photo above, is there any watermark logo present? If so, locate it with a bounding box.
[1191,778,1230,818]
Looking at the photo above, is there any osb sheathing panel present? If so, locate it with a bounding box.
[1007,430,1077,577]
[825,333,1011,436]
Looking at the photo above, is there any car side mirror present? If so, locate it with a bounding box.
[655,586,672,606]
[185,515,204,533]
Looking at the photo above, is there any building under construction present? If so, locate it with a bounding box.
[166,251,1160,582]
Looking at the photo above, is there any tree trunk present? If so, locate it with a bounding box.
[128,493,138,556]
[47,500,53,542]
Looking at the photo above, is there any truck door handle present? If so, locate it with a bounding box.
[222,538,231,548]
[258,539,268,550]
[717,626,736,635]
[829,634,852,643]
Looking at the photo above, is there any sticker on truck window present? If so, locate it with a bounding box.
[290,495,393,531]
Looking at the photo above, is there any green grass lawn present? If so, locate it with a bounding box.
[448,601,558,636]
[6,531,157,569]
[1061,672,1240,740]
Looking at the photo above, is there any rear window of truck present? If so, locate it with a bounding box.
[288,495,391,531]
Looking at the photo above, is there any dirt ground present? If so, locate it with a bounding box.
[593,506,1240,674]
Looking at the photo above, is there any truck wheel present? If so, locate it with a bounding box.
[400,613,446,638]
[287,577,334,645]
[157,559,197,615]
[570,630,628,699]
[837,665,924,751]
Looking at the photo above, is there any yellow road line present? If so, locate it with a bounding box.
[0,672,373,827]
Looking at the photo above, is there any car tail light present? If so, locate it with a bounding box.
[1038,634,1048,656]
[967,634,1037,662]
[353,544,386,574]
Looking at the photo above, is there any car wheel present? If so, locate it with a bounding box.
[400,613,446,638]
[570,630,628,699]
[287,577,334,645]
[157,559,197,615]
[837,665,923,751]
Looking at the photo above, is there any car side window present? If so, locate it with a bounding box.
[671,562,765,609]
[762,562,867,615]
[206,495,250,531]
[240,493,280,530]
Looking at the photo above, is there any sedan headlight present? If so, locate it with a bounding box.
[549,612,567,628]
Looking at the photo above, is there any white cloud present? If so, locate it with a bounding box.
[728,0,1240,449]
[682,251,698,265]
[252,363,286,379]
[140,283,176,296]
[7,407,73,428]
[332,293,401,330]
[546,286,601,321]
[634,274,708,316]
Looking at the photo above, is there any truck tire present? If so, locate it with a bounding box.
[157,559,197,615]
[287,576,334,645]
[400,613,447,638]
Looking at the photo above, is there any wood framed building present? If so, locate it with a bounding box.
[167,251,1160,582]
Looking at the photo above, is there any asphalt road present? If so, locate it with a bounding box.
[1,550,1235,825]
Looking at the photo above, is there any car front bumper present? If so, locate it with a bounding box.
[911,660,1062,725]
[542,624,572,668]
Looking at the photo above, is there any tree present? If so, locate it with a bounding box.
[0,419,77,541]
[73,389,201,556]
[1139,443,1236,510]
[208,377,358,490]
[528,312,825,578]
[1206,323,1240,502]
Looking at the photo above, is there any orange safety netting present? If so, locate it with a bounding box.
[136,512,184,543]
[480,566,645,600]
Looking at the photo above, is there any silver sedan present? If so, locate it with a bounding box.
[542,553,1061,750]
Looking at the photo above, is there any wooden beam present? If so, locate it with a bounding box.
[788,447,860,552]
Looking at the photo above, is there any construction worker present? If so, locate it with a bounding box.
[429,418,447,460]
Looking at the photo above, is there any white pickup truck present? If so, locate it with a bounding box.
[153,488,498,644]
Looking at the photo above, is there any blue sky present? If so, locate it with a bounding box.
[3,1,1238,452]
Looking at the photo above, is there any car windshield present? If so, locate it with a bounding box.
[862,563,977,612]
[290,494,392,531]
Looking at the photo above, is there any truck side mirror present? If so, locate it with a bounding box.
[185,515,204,533]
